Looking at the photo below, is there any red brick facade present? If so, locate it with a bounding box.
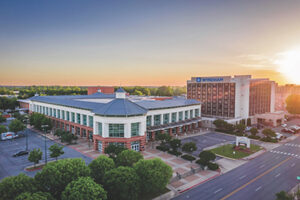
[87,86,115,95]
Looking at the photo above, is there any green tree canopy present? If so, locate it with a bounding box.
[262,128,276,138]
[235,123,246,133]
[169,139,181,151]
[133,158,172,195]
[89,155,115,185]
[103,166,140,200]
[104,144,127,159]
[286,94,300,114]
[250,127,258,136]
[28,148,43,167]
[15,192,54,200]
[199,151,216,163]
[156,133,171,145]
[49,144,64,161]
[0,125,8,134]
[61,177,107,200]
[275,191,293,200]
[0,115,6,123]
[9,119,25,133]
[115,150,143,167]
[34,158,90,199]
[182,142,197,153]
[0,174,37,200]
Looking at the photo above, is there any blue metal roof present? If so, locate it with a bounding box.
[93,98,147,116]
[28,94,201,116]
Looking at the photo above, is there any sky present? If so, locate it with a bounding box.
[1,0,300,86]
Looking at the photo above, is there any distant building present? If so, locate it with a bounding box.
[23,88,202,152]
[275,84,300,111]
[87,86,115,95]
[187,75,282,127]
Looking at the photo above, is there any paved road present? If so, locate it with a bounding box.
[0,129,92,180]
[173,136,300,200]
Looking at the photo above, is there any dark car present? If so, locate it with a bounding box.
[13,150,29,157]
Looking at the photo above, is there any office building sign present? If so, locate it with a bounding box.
[196,77,224,83]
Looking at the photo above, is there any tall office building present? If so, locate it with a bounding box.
[187,75,277,124]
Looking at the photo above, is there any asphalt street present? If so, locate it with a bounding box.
[173,136,300,200]
[0,129,92,180]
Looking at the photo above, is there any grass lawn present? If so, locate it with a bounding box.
[210,144,262,159]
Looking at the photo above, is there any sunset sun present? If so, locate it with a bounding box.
[275,48,300,84]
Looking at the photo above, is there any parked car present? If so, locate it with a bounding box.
[290,125,300,133]
[274,133,284,140]
[281,128,295,134]
[281,124,287,128]
[13,150,29,157]
[1,132,17,140]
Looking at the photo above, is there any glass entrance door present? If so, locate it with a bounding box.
[131,141,140,152]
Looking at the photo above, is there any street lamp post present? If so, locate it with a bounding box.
[41,124,49,164]
[23,116,29,151]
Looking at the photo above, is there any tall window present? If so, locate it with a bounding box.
[77,113,81,124]
[146,116,152,127]
[49,108,53,116]
[154,115,161,126]
[83,115,87,126]
[53,109,56,117]
[89,116,93,128]
[195,109,200,117]
[185,110,189,120]
[97,122,102,136]
[62,110,65,120]
[190,110,193,119]
[131,122,140,136]
[179,111,183,121]
[163,113,170,124]
[57,109,60,119]
[109,124,124,137]
[66,111,70,121]
[171,112,177,122]
[71,112,75,123]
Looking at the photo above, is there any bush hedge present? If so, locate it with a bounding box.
[167,150,182,156]
[207,162,219,171]
[260,137,278,143]
[248,135,261,140]
[181,154,196,162]
[156,145,169,152]
[196,159,207,167]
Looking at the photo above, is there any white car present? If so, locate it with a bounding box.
[281,124,287,128]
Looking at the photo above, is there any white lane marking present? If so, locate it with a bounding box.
[288,153,291,155]
[214,188,223,194]
[275,173,281,178]
[291,163,295,167]
[284,152,287,155]
[291,154,294,156]
[239,175,246,180]
[276,156,280,159]
[255,186,262,192]
[259,164,265,168]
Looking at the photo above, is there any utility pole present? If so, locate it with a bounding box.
[41,124,49,164]
[23,116,29,151]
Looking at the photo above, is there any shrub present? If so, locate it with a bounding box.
[181,154,196,161]
[182,142,197,153]
[199,151,216,163]
[196,159,207,169]
[156,145,169,152]
[207,162,219,171]
[248,135,261,140]
[168,150,182,156]
[260,137,278,143]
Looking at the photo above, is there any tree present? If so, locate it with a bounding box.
[0,125,7,134]
[9,119,25,133]
[235,123,246,134]
[182,142,197,153]
[199,151,216,164]
[28,148,43,167]
[133,158,172,195]
[49,144,64,161]
[286,94,300,114]
[156,133,171,146]
[262,128,276,138]
[115,150,143,167]
[104,144,127,159]
[276,191,293,200]
[0,173,37,200]
[247,118,251,126]
[89,155,115,185]
[35,158,90,199]
[60,132,77,144]
[169,139,181,151]
[103,166,140,200]
[0,115,6,123]
[62,177,107,200]
[213,119,227,130]
[16,192,54,200]
[250,127,258,136]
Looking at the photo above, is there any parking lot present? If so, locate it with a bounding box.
[0,129,92,180]
[181,132,236,156]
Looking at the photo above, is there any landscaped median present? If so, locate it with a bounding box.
[210,144,262,159]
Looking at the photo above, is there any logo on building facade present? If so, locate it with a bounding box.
[196,77,224,83]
